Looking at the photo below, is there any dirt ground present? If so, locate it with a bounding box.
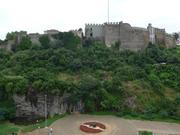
[22,114,180,135]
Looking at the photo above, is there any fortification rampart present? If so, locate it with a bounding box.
[85,21,175,51]
[70,29,83,38]
[104,23,120,47]
[85,23,104,41]
[165,35,176,48]
[85,23,104,26]
[0,22,175,52]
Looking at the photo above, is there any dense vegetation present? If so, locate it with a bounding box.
[0,32,180,123]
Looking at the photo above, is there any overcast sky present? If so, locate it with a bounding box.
[0,0,179,39]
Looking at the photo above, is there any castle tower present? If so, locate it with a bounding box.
[85,24,105,42]
[147,23,155,44]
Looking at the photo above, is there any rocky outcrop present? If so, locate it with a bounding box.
[13,93,83,118]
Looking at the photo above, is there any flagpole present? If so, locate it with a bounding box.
[108,0,109,23]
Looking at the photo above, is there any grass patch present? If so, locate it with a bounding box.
[0,122,23,135]
[21,114,66,132]
[121,114,180,124]
[89,112,180,124]
[139,131,153,135]
[89,111,117,116]
[0,114,66,135]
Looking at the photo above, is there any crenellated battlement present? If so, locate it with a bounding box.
[70,29,83,38]
[85,21,175,50]
[85,21,124,26]
[154,28,166,33]
[104,22,121,25]
[70,29,82,32]
[85,23,104,26]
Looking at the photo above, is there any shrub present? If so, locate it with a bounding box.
[0,108,6,121]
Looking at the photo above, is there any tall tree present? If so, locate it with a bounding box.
[39,35,50,49]
[173,33,179,41]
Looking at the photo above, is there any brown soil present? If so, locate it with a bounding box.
[80,122,106,133]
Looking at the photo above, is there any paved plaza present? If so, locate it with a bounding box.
[22,114,180,135]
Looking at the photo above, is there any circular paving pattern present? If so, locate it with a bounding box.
[80,121,106,133]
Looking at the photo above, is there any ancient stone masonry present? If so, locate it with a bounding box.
[0,23,176,52]
[0,31,27,51]
[0,29,85,51]
[0,40,15,51]
[85,24,105,42]
[28,33,41,45]
[85,22,176,51]
[70,28,83,38]
[44,29,60,35]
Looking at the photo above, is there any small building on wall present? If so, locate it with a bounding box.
[85,22,176,51]
[44,29,60,35]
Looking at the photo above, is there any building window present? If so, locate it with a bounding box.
[90,33,93,37]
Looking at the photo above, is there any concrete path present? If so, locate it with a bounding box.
[22,114,180,135]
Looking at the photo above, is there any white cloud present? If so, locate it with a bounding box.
[0,0,179,39]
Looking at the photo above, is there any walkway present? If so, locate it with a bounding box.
[22,114,180,135]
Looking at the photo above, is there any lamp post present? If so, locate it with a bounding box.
[45,94,48,128]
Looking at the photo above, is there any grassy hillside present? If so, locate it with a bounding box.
[0,33,180,124]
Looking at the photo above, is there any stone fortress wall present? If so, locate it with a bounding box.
[85,22,176,51]
[28,33,41,45]
[0,22,176,52]
[70,28,83,38]
[85,24,105,41]
[0,40,15,51]
[0,28,84,51]
[104,22,120,47]
[0,31,28,51]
